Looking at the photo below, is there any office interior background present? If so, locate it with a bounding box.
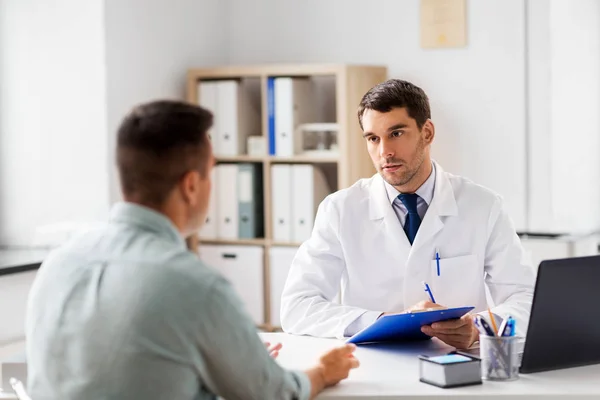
[1,0,600,357]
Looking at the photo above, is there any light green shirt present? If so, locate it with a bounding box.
[26,202,310,400]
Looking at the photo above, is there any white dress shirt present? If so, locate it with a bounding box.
[384,162,436,226]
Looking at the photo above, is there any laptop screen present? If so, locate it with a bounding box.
[519,255,600,373]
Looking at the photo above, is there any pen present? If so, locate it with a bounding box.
[501,317,516,337]
[422,281,436,303]
[487,308,499,334]
[435,249,441,276]
[497,315,511,337]
[474,315,497,337]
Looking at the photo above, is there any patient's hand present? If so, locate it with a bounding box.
[264,342,283,359]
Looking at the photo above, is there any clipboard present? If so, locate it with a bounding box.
[346,306,475,344]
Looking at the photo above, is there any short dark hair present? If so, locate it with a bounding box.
[357,79,431,130]
[116,100,213,207]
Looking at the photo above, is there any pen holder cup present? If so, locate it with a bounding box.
[480,335,519,381]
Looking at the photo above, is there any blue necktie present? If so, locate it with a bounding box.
[398,193,421,245]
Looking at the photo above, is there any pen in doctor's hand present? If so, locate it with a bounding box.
[421,281,436,304]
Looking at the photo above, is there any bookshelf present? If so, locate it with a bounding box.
[186,64,388,331]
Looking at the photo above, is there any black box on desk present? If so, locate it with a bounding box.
[419,353,482,388]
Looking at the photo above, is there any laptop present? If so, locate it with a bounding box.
[519,255,600,373]
[456,255,600,373]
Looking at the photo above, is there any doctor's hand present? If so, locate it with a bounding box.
[403,300,446,313]
[379,300,445,318]
[420,313,479,349]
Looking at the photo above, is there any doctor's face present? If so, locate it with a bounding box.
[361,107,434,188]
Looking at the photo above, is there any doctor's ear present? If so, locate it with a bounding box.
[421,120,435,144]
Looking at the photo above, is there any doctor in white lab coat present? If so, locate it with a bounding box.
[280,79,535,349]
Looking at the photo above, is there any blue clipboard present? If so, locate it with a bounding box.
[346,306,475,344]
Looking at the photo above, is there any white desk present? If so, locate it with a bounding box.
[2,334,598,399]
[260,332,600,399]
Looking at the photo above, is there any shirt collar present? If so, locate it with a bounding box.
[109,202,186,249]
[384,161,436,205]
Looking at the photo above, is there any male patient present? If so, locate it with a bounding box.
[26,100,358,399]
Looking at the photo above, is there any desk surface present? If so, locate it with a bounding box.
[0,248,48,276]
[2,333,598,399]
[261,332,600,399]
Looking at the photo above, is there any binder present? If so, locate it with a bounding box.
[199,245,265,324]
[290,165,331,242]
[238,163,264,239]
[271,165,292,242]
[267,77,276,155]
[216,164,238,239]
[346,306,475,345]
[274,78,314,157]
[197,81,218,147]
[216,80,260,156]
[199,167,218,239]
[269,246,298,327]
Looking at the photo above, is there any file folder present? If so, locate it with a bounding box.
[238,163,263,239]
[291,165,331,242]
[347,306,475,344]
[197,81,218,149]
[215,80,260,156]
[216,164,238,239]
[200,245,265,324]
[274,78,314,157]
[267,77,276,155]
[199,167,218,239]
[271,164,292,242]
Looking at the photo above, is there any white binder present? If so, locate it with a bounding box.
[216,80,260,156]
[199,245,265,324]
[199,167,218,239]
[271,164,292,242]
[269,246,298,327]
[216,164,238,239]
[291,165,331,242]
[274,78,314,157]
[197,81,218,147]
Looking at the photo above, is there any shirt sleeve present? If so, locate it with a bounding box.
[194,276,311,400]
[343,311,383,337]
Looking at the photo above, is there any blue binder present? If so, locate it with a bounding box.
[266,77,276,155]
[346,306,475,344]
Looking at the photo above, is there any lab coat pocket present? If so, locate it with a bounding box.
[430,254,478,308]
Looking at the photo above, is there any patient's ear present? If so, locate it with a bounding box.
[179,169,201,206]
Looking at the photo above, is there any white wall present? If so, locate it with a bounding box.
[0,0,109,246]
[549,0,600,233]
[0,0,228,245]
[104,0,228,203]
[227,0,528,231]
[527,0,600,234]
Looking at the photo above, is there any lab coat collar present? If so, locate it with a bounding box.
[369,160,458,221]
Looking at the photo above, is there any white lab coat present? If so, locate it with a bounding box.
[280,161,535,339]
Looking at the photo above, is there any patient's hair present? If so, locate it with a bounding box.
[116,100,212,207]
[357,79,431,130]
